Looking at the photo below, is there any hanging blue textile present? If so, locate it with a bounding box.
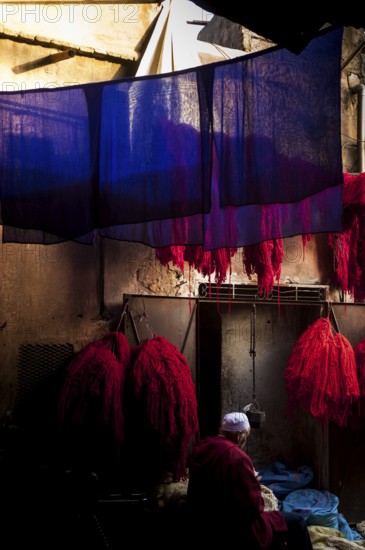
[0,85,94,241]
[0,26,344,247]
[98,71,212,227]
[97,153,342,249]
[213,26,344,207]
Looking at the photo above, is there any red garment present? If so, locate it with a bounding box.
[187,436,287,549]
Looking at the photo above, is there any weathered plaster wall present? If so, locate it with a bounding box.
[341,27,365,173]
[0,38,125,89]
[0,3,161,90]
[0,231,349,421]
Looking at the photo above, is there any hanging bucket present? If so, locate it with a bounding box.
[244,402,266,428]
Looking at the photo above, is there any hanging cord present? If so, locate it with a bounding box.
[116,296,141,345]
[250,303,257,403]
[116,299,129,333]
[324,300,340,334]
[136,296,155,340]
[109,298,130,354]
[330,306,340,334]
[180,303,197,354]
[244,303,265,426]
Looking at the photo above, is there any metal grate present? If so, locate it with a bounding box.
[198,283,328,303]
[13,343,74,424]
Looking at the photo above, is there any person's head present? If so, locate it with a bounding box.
[220,411,251,449]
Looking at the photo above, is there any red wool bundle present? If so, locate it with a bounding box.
[185,245,238,285]
[58,331,130,452]
[155,245,185,272]
[156,244,237,286]
[155,241,285,296]
[129,335,200,481]
[328,172,365,301]
[284,318,360,427]
[243,239,284,297]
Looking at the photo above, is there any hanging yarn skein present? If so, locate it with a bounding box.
[243,239,284,297]
[155,241,284,297]
[58,331,131,458]
[284,317,360,427]
[128,335,200,482]
[328,172,365,301]
[156,245,237,287]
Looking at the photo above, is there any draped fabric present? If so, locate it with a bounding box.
[213,29,343,207]
[126,335,200,483]
[0,26,343,247]
[328,172,365,301]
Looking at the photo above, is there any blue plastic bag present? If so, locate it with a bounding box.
[259,461,314,499]
[283,489,339,529]
[338,513,364,541]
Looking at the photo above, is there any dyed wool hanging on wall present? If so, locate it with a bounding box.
[58,331,131,461]
[328,172,365,301]
[243,239,284,297]
[155,245,237,286]
[127,335,200,482]
[284,317,360,427]
[155,238,284,298]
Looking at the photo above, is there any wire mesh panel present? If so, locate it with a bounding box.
[13,343,74,426]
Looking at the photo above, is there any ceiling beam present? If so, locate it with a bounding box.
[0,1,162,3]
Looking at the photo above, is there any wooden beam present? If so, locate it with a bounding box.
[0,1,162,4]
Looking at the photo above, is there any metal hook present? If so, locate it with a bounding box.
[136,296,155,339]
[116,299,129,333]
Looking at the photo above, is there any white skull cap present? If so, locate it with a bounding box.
[221,412,250,432]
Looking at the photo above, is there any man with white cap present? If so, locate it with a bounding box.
[187,412,313,550]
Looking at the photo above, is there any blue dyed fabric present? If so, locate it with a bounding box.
[0,27,344,246]
[213,27,344,207]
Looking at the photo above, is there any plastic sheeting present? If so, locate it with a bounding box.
[258,461,314,500]
[284,489,364,541]
[283,489,339,529]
